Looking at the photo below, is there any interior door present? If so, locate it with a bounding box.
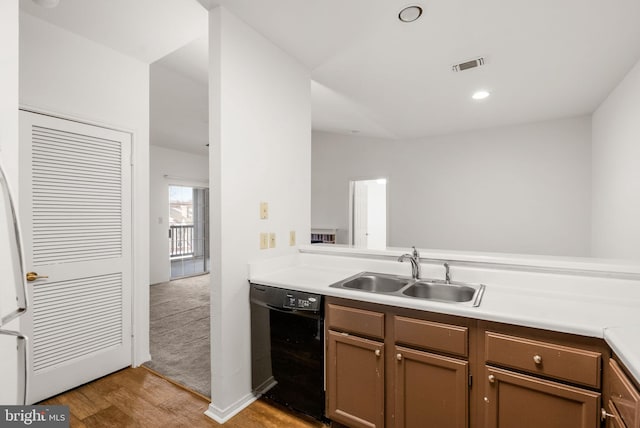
[351,180,369,247]
[19,110,132,403]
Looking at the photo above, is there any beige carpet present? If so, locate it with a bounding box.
[144,274,210,397]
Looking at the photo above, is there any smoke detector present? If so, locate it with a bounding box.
[452,57,486,72]
[398,5,423,23]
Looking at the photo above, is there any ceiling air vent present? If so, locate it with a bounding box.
[452,57,486,72]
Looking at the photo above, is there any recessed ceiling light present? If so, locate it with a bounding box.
[472,90,490,100]
[398,5,423,23]
[32,0,60,8]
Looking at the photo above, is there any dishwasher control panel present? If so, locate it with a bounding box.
[250,283,323,312]
[284,291,322,311]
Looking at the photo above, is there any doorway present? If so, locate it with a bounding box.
[349,178,387,249]
[169,185,210,279]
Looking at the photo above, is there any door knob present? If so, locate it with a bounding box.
[26,272,48,282]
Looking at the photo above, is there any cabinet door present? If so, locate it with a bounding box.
[327,330,384,428]
[395,346,468,428]
[606,400,627,428]
[484,366,600,428]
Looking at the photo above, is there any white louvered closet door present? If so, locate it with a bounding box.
[19,111,132,403]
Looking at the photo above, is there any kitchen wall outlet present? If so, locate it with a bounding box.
[269,233,276,248]
[289,230,296,246]
[260,233,269,250]
[260,202,269,219]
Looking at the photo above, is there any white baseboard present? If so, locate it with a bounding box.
[131,352,151,368]
[204,392,257,424]
[253,376,277,396]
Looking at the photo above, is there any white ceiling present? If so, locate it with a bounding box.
[20,0,640,150]
[20,0,208,64]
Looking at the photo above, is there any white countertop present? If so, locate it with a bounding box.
[249,247,640,384]
[605,326,640,383]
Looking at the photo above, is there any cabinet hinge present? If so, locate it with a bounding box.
[469,374,473,387]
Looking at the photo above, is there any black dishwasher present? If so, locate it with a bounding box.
[250,283,325,420]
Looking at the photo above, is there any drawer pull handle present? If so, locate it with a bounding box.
[488,374,496,383]
[533,354,543,365]
[601,409,616,421]
[375,349,381,357]
[396,353,402,361]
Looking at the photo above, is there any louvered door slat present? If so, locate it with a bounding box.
[32,273,123,373]
[32,134,122,156]
[34,315,122,347]
[31,125,124,266]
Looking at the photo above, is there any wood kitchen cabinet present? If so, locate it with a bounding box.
[604,358,640,428]
[395,345,468,428]
[326,298,472,428]
[480,323,608,428]
[327,330,385,428]
[483,365,600,428]
[326,303,386,428]
[323,299,626,428]
[605,400,626,428]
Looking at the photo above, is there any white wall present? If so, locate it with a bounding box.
[0,0,19,190]
[313,115,592,257]
[149,146,209,284]
[208,7,311,422]
[19,13,151,365]
[592,57,640,260]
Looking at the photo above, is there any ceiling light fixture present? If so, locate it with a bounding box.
[472,90,490,100]
[398,5,423,23]
[32,0,60,8]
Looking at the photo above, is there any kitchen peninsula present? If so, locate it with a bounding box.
[249,245,640,428]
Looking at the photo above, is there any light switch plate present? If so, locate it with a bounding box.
[269,233,276,248]
[260,233,269,250]
[289,230,296,246]
[260,202,269,219]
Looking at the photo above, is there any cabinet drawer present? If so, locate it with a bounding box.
[394,315,468,357]
[485,331,601,388]
[327,304,384,339]
[609,359,640,428]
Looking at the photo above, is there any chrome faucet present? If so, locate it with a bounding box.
[398,246,421,280]
[444,262,451,284]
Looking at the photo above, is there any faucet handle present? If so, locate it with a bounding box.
[412,246,419,258]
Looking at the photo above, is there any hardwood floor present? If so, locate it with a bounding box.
[40,367,326,428]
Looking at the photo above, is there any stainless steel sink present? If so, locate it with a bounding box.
[330,272,485,307]
[402,281,484,306]
[340,273,410,293]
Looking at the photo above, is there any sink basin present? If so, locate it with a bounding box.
[340,273,409,293]
[330,272,486,307]
[402,281,485,306]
